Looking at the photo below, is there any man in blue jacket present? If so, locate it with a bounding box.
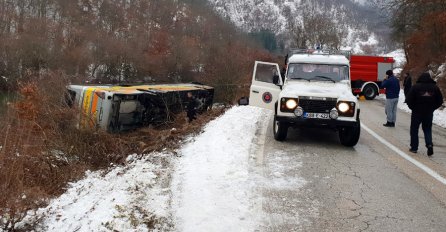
[381,70,400,127]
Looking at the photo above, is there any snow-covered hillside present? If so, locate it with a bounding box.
[207,0,389,53]
[208,0,291,33]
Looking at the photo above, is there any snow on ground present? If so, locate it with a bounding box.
[18,153,173,232]
[380,90,446,128]
[171,106,269,232]
[15,105,279,231]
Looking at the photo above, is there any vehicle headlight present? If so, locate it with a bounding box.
[337,102,350,113]
[280,98,299,112]
[286,99,298,109]
[336,101,356,117]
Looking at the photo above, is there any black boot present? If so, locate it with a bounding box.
[427,145,434,156]
[383,122,393,127]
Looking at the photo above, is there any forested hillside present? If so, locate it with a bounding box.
[385,0,446,91]
[208,0,396,53]
[0,0,271,101]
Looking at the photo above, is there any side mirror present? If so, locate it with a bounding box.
[273,75,281,85]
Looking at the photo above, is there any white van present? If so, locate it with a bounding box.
[249,50,361,146]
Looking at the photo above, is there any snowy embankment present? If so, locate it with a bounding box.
[172,106,269,231]
[18,154,173,231]
[16,106,269,231]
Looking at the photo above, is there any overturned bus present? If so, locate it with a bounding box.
[66,83,214,132]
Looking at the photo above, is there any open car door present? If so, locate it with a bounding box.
[249,61,283,111]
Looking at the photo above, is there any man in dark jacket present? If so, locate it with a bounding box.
[186,92,201,123]
[381,70,400,127]
[403,72,412,103]
[406,72,444,156]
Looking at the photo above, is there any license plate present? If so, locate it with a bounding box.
[304,112,330,119]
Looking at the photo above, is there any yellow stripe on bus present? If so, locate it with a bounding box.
[81,87,95,128]
[90,93,99,128]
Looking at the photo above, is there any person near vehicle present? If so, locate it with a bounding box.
[281,54,288,82]
[186,92,200,123]
[381,70,400,127]
[281,64,287,82]
[406,72,444,156]
[403,72,412,103]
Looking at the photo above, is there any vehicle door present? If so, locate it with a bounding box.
[249,61,283,111]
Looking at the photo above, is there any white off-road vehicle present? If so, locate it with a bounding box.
[249,50,360,147]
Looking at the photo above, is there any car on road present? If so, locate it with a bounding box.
[249,49,361,146]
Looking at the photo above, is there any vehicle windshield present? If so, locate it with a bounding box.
[286,63,349,82]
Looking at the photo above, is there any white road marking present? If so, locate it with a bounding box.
[362,123,446,185]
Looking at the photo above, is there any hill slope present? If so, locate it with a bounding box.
[207,0,393,53]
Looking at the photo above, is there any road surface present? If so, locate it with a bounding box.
[255,98,446,231]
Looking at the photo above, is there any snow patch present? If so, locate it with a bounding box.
[341,29,379,54]
[172,106,269,232]
[434,62,446,81]
[384,49,406,68]
[18,154,173,231]
[264,151,307,190]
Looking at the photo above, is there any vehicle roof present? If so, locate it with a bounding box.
[288,54,349,65]
[67,83,213,94]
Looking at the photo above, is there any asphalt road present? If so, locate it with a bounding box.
[254,98,446,232]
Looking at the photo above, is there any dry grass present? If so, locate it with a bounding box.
[126,108,226,154]
[0,72,226,231]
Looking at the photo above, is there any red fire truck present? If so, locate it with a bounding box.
[350,55,395,100]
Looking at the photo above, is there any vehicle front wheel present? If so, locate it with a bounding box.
[273,116,288,141]
[363,84,377,100]
[339,121,360,147]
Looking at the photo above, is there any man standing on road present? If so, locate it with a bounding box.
[403,72,412,103]
[406,72,444,156]
[381,70,400,127]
